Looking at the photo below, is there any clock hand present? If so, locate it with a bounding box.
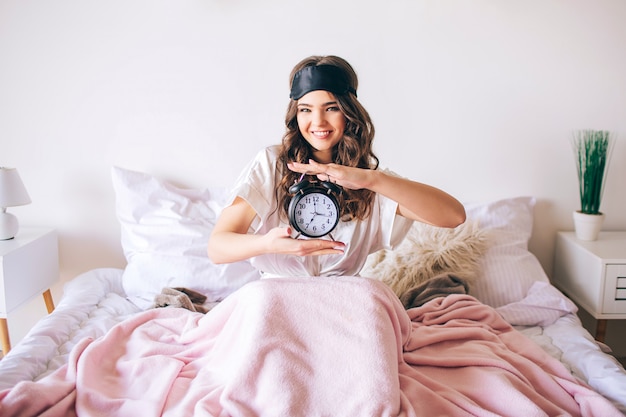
[305,200,320,228]
[314,205,328,216]
[304,214,317,230]
[314,207,333,216]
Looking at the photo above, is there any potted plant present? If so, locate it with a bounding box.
[571,129,614,241]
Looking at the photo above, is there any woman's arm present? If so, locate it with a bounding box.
[368,171,466,227]
[207,197,345,264]
[288,160,466,228]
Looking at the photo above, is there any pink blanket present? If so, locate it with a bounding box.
[0,276,622,417]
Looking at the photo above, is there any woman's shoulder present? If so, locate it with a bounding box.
[239,145,282,180]
[264,144,281,160]
[251,145,280,165]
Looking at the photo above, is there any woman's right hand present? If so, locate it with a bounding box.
[263,227,345,257]
[208,198,345,264]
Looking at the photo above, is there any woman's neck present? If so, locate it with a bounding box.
[313,149,333,164]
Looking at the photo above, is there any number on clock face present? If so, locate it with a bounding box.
[293,192,339,237]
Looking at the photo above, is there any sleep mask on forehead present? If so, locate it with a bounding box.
[289,65,357,100]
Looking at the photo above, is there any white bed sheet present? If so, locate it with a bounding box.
[0,268,625,414]
[0,268,140,390]
[517,318,626,413]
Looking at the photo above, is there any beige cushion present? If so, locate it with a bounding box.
[361,219,488,300]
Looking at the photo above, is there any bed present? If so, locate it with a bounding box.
[0,166,625,416]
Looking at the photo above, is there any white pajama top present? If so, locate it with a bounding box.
[230,145,413,278]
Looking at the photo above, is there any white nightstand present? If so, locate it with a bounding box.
[552,231,626,343]
[0,227,59,354]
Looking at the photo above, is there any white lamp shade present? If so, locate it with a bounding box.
[0,167,31,208]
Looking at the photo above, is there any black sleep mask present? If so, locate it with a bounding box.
[289,65,357,100]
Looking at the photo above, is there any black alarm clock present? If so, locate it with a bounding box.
[288,177,341,239]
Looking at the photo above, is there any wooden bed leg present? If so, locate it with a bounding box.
[595,319,607,343]
[43,289,55,314]
[0,318,10,356]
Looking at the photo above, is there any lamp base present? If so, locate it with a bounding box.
[0,211,19,240]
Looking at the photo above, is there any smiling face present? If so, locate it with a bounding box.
[296,90,346,164]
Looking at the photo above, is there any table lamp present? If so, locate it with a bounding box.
[0,167,31,240]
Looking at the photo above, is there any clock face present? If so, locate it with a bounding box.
[290,190,339,238]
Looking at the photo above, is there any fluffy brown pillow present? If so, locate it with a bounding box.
[361,219,488,300]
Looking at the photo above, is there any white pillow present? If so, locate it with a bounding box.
[465,196,550,307]
[112,167,261,309]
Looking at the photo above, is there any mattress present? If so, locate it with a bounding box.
[0,267,625,414]
[0,268,140,389]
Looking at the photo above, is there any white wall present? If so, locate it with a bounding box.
[2,1,625,351]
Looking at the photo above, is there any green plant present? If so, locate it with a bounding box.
[571,129,614,215]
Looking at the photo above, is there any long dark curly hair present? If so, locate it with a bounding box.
[276,55,379,223]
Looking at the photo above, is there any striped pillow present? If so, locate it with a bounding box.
[465,196,550,308]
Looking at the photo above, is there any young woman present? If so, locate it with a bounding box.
[208,55,465,278]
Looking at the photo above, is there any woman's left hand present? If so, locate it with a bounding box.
[289,158,466,228]
[287,159,372,190]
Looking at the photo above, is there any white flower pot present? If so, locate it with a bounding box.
[573,211,605,241]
